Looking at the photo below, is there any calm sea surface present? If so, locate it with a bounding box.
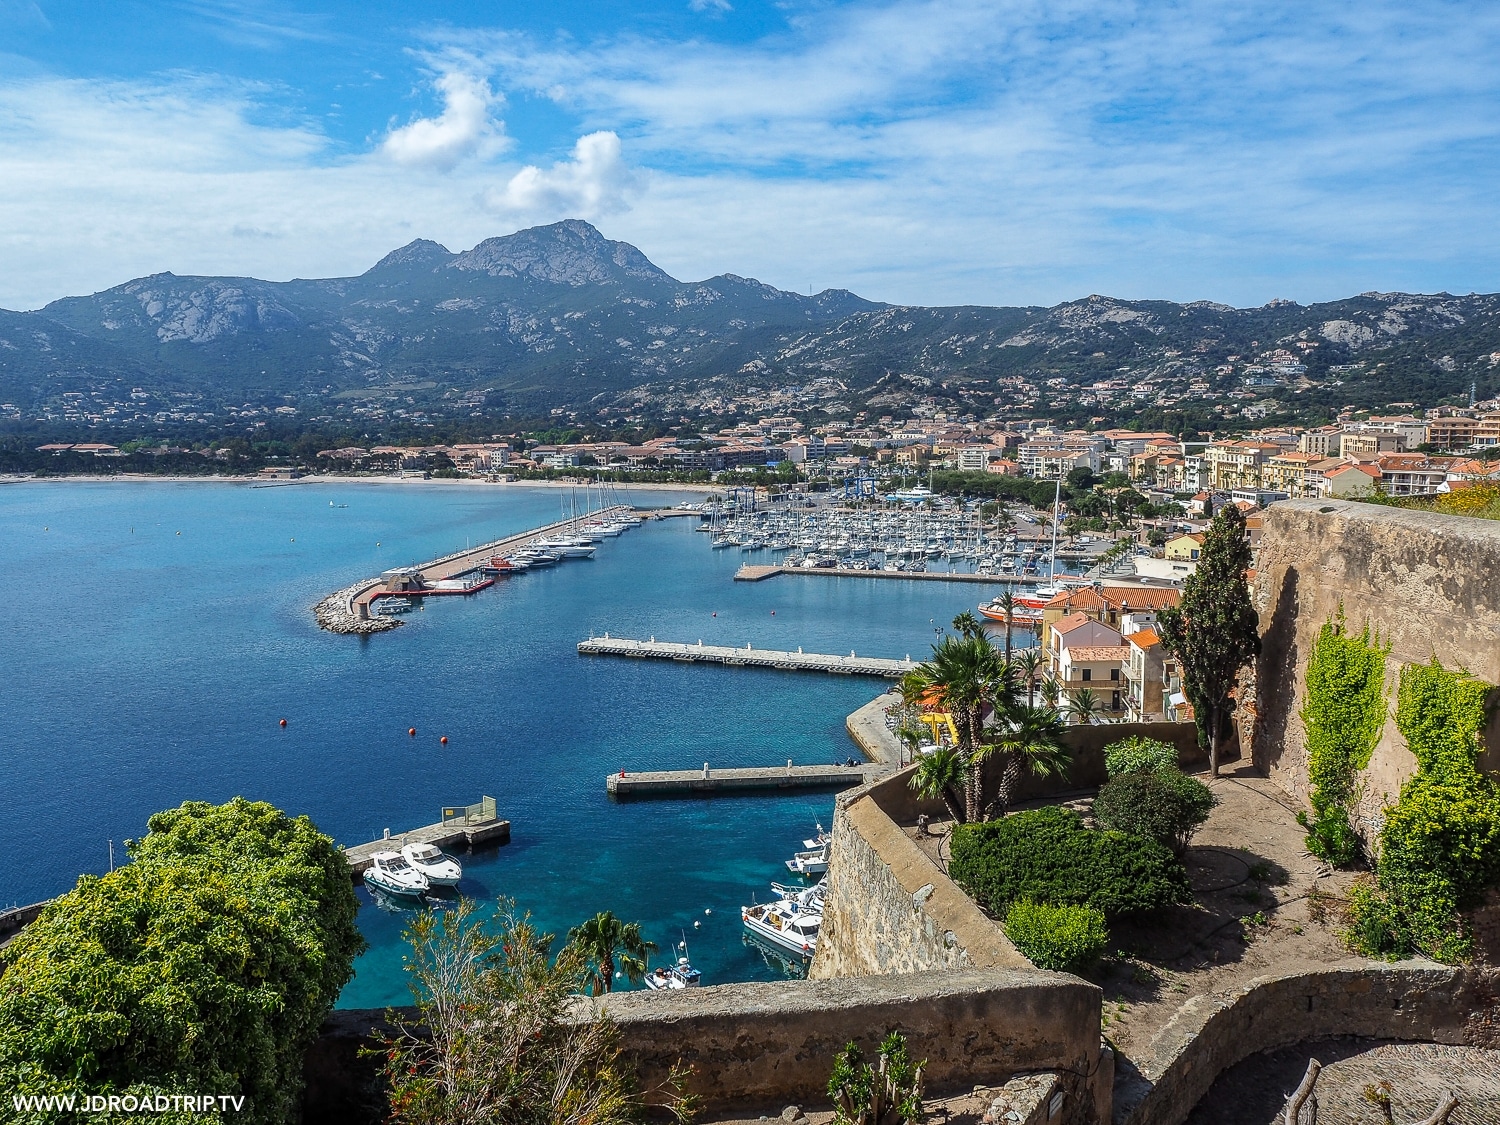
[0,481,997,1006]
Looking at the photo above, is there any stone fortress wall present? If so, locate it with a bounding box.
[1251,499,1500,843]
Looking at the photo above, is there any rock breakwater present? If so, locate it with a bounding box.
[314,581,400,634]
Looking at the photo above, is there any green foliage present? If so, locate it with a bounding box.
[949,806,1191,920]
[379,898,686,1125]
[1296,614,1388,865]
[1103,735,1179,778]
[1156,504,1261,770]
[828,1033,926,1125]
[1092,769,1218,853]
[566,911,658,994]
[0,798,363,1125]
[1002,900,1108,973]
[1347,661,1500,962]
[1395,660,1492,778]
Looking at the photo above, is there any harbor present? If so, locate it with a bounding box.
[734,563,1079,584]
[606,761,882,797]
[577,635,917,677]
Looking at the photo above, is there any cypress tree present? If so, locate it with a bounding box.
[1156,504,1261,775]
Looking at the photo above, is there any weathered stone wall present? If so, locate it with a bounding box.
[1251,500,1500,839]
[809,782,1030,980]
[1118,961,1500,1125]
[306,970,1109,1125]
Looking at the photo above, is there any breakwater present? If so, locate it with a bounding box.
[315,505,637,635]
[577,636,917,677]
[733,564,1096,584]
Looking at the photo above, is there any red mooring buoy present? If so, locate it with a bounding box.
[279,718,287,728]
[408,727,417,737]
[440,736,449,745]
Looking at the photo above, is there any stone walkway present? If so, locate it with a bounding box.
[1185,1040,1500,1125]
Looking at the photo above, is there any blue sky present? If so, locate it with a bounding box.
[1,0,1498,310]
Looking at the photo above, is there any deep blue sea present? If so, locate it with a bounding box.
[0,481,997,1006]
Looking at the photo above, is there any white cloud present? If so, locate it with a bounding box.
[688,0,732,12]
[483,131,636,219]
[381,70,503,170]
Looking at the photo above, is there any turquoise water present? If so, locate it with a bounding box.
[0,481,991,1006]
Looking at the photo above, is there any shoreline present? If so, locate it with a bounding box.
[0,472,715,496]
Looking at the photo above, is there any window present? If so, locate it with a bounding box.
[1081,668,1092,682]
[1110,668,1120,681]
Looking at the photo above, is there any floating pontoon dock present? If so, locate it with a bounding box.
[343,796,510,875]
[607,761,880,797]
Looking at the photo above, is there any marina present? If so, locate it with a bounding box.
[606,761,881,797]
[733,563,1089,585]
[578,635,917,677]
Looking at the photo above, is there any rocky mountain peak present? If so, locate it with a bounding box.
[367,239,454,274]
[448,220,673,286]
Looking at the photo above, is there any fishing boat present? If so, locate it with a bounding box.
[400,842,463,886]
[643,940,703,990]
[363,851,429,898]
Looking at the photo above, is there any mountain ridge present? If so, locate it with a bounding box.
[3,220,1499,424]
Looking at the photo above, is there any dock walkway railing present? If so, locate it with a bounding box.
[578,636,915,678]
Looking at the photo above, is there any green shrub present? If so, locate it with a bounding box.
[949,805,1191,919]
[1347,661,1500,963]
[0,798,363,1124]
[1103,736,1178,778]
[1093,768,1217,853]
[1003,900,1108,973]
[1297,614,1388,865]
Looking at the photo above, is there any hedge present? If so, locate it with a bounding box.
[949,805,1191,920]
[1093,768,1217,853]
[0,799,364,1123]
[1002,900,1108,973]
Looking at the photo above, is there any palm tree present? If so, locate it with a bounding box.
[951,610,983,640]
[1066,688,1104,725]
[566,911,657,995]
[1014,648,1045,708]
[1040,675,1062,710]
[993,593,1019,664]
[985,704,1072,817]
[908,745,966,823]
[907,633,1012,822]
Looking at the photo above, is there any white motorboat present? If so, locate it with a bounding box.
[363,851,429,898]
[401,842,463,886]
[784,840,829,876]
[642,947,703,990]
[741,895,821,958]
[802,825,831,850]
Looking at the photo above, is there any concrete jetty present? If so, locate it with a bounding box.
[607,761,879,797]
[577,636,916,678]
[315,505,637,635]
[343,797,510,875]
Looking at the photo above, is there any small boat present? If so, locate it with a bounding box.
[802,825,830,851]
[741,896,821,958]
[401,842,463,886]
[364,851,429,898]
[376,597,413,615]
[785,840,829,876]
[643,944,703,990]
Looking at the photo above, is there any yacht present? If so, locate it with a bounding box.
[742,894,821,958]
[363,851,429,898]
[400,842,463,886]
[375,597,413,616]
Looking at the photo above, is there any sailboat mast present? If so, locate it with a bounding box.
[1049,471,1062,585]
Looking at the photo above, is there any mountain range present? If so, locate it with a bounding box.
[3,219,1498,422]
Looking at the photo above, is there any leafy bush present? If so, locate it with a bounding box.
[949,805,1191,919]
[1103,736,1179,778]
[1296,614,1388,865]
[1093,768,1217,853]
[0,799,363,1124]
[1003,900,1108,973]
[1347,661,1500,963]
